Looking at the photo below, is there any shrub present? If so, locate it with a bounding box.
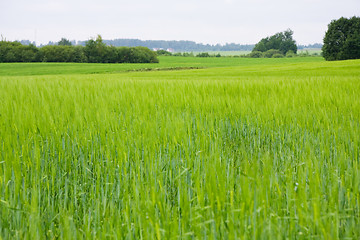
[286,50,296,58]
[156,50,172,56]
[248,51,263,58]
[272,53,284,58]
[182,52,194,57]
[196,52,211,57]
[264,49,282,58]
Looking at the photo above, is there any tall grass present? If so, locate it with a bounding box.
[0,58,359,239]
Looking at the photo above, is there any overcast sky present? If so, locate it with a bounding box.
[1,0,359,45]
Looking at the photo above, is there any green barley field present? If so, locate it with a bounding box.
[0,57,359,239]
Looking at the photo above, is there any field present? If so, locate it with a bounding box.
[191,51,252,56]
[0,56,359,239]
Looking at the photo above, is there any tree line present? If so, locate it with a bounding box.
[11,38,323,53]
[76,39,256,52]
[78,39,321,52]
[0,35,158,63]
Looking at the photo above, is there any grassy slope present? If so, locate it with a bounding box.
[0,57,359,239]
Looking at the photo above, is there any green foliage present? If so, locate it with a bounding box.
[39,45,86,62]
[182,52,194,57]
[156,49,172,56]
[272,53,284,58]
[128,46,159,63]
[322,16,360,61]
[0,36,158,64]
[84,35,107,63]
[248,51,263,58]
[253,29,297,54]
[286,50,296,58]
[0,41,39,62]
[57,38,72,46]
[196,52,211,57]
[263,49,283,58]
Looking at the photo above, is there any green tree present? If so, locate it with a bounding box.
[253,29,297,55]
[0,37,158,64]
[84,35,107,63]
[39,45,84,62]
[58,38,72,46]
[196,52,210,57]
[322,16,360,61]
[156,49,172,56]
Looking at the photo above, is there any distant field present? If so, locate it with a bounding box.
[1,57,359,239]
[191,51,252,56]
[189,49,321,56]
[0,56,324,76]
[297,48,322,55]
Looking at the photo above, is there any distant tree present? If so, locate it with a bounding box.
[1,37,158,63]
[322,16,360,61]
[78,38,255,52]
[253,29,297,54]
[128,47,159,63]
[196,52,210,57]
[0,41,39,62]
[39,45,86,62]
[84,35,107,63]
[182,52,194,57]
[156,49,172,56]
[58,38,72,46]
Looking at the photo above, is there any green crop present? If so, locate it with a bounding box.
[0,57,359,239]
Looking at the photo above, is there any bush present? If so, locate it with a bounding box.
[156,50,172,56]
[286,50,296,58]
[264,49,282,58]
[196,52,210,57]
[248,51,263,58]
[272,53,284,58]
[299,51,310,57]
[182,52,194,57]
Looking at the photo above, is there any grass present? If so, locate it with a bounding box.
[190,51,252,56]
[0,57,359,239]
[0,56,325,76]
